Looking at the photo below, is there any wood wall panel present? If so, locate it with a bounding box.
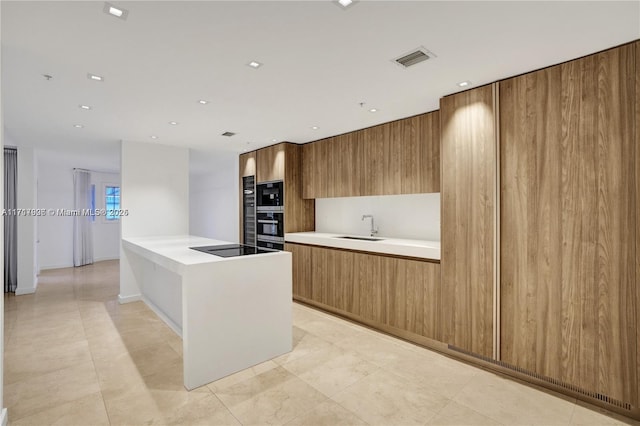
[500,43,637,404]
[440,84,496,358]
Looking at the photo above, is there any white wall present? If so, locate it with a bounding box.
[36,157,74,269]
[189,149,238,243]
[36,151,121,270]
[119,141,189,302]
[315,193,440,241]
[15,146,37,294]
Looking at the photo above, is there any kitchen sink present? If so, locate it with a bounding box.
[335,236,384,242]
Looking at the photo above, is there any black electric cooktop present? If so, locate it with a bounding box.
[190,244,276,258]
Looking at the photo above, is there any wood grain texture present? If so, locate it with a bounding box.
[401,112,441,194]
[440,84,496,358]
[288,243,441,342]
[240,151,256,177]
[499,65,564,378]
[384,258,441,341]
[286,243,312,300]
[283,143,315,233]
[500,43,637,405]
[239,151,256,241]
[301,111,440,198]
[256,143,285,183]
[636,40,640,410]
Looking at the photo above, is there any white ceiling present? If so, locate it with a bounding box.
[2,1,639,156]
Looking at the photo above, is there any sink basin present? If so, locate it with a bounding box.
[336,236,384,242]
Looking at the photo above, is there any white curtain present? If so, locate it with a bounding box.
[4,148,18,292]
[73,169,94,267]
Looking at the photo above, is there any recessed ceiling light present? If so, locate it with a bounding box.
[272,139,277,142]
[103,2,128,20]
[335,0,357,9]
[79,105,92,110]
[198,100,209,105]
[150,135,158,140]
[169,121,179,125]
[369,108,378,113]
[311,126,319,130]
[87,73,104,82]
[247,61,262,69]
[457,81,471,87]
[73,124,84,129]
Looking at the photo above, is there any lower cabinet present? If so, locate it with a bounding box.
[285,243,441,343]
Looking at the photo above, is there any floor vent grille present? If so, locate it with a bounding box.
[448,345,633,411]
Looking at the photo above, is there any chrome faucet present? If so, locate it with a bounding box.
[362,214,378,237]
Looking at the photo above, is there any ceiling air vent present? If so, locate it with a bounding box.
[222,131,236,137]
[393,47,435,68]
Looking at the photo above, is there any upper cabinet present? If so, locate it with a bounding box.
[440,84,497,359]
[302,111,440,199]
[256,144,285,183]
[239,151,256,178]
[244,142,314,233]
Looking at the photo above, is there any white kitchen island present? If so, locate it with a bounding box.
[121,235,292,390]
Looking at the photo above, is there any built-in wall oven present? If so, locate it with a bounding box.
[256,180,284,250]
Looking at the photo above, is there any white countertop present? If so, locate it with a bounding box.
[285,232,440,261]
[122,235,286,274]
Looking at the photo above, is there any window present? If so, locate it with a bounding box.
[90,184,96,222]
[105,185,120,220]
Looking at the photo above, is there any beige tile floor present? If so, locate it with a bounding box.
[3,260,638,426]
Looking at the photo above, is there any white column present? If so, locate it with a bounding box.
[16,146,37,295]
[119,141,189,302]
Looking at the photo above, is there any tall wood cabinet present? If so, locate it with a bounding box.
[238,152,256,243]
[499,43,638,406]
[440,84,497,359]
[239,143,314,240]
[302,111,440,198]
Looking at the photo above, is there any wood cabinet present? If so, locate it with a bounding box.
[636,40,640,410]
[287,243,312,300]
[238,152,256,242]
[256,144,285,183]
[287,242,441,344]
[302,111,440,198]
[440,84,497,359]
[239,151,256,178]
[240,143,314,240]
[499,43,638,406]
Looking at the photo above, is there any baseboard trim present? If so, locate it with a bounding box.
[1,408,8,426]
[94,256,120,262]
[141,296,183,338]
[118,293,142,304]
[15,287,36,296]
[38,264,74,271]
